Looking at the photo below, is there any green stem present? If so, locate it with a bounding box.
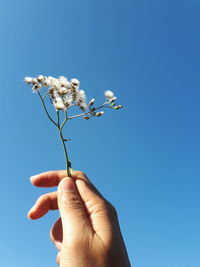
[68,113,86,120]
[38,93,71,176]
[61,111,68,131]
[57,111,60,128]
[43,91,49,100]
[68,104,113,120]
[57,111,72,177]
[38,92,58,127]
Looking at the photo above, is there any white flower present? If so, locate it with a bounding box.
[78,90,85,99]
[37,75,45,82]
[24,77,33,83]
[59,76,69,87]
[52,79,61,89]
[24,76,42,92]
[79,102,88,111]
[44,76,55,87]
[63,94,73,107]
[49,88,59,99]
[71,78,80,86]
[58,86,68,95]
[75,90,86,103]
[32,78,38,84]
[53,97,66,110]
[104,90,114,99]
[75,90,88,111]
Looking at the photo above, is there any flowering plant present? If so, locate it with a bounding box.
[25,75,123,176]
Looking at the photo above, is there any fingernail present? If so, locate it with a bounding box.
[27,208,34,219]
[54,241,61,250]
[30,175,38,183]
[59,177,76,193]
[28,205,36,215]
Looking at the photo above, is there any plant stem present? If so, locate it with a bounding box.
[61,111,68,131]
[38,92,58,127]
[42,91,49,100]
[38,94,71,176]
[57,111,72,177]
[57,111,60,128]
[68,105,114,120]
[68,113,86,120]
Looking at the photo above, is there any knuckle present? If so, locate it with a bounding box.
[61,193,83,209]
[98,199,118,217]
[37,194,48,203]
[96,199,118,220]
[106,201,118,220]
[94,198,108,212]
[76,171,87,178]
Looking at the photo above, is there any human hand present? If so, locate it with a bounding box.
[28,171,131,267]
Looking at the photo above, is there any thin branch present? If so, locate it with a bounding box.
[60,111,68,131]
[37,91,58,127]
[96,105,114,110]
[68,113,86,120]
[57,111,60,128]
[68,104,114,120]
[42,91,49,100]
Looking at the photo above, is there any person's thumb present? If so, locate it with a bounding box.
[57,177,90,242]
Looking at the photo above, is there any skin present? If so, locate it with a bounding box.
[28,170,131,267]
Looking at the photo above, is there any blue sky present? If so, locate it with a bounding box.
[0,0,200,266]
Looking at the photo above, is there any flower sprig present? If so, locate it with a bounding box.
[25,75,123,176]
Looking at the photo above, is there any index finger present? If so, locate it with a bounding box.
[30,170,89,187]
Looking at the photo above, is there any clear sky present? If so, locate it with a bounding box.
[0,0,200,266]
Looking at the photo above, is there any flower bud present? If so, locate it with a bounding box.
[88,98,95,106]
[114,105,123,110]
[95,111,104,117]
[104,90,114,99]
[71,78,80,86]
[32,78,38,84]
[83,116,90,120]
[109,96,117,103]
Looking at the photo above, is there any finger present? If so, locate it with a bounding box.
[30,170,104,198]
[30,170,67,187]
[75,172,105,204]
[50,217,63,249]
[74,173,118,243]
[30,171,109,221]
[56,252,60,265]
[30,170,92,187]
[28,191,58,219]
[58,177,92,242]
[28,170,103,220]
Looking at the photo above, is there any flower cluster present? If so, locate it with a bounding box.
[24,75,123,116]
[25,75,87,111]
